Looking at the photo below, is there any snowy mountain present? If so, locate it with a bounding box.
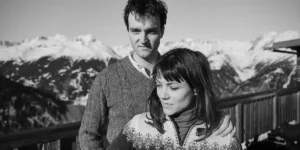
[159,31,299,97]
[0,34,121,62]
[0,31,299,133]
[112,44,133,58]
[0,75,85,133]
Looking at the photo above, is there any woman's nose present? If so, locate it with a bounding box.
[158,87,169,100]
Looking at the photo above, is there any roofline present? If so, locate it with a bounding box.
[264,38,300,54]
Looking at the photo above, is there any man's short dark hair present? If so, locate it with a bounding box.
[123,0,168,31]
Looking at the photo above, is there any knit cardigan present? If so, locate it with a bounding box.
[79,57,155,150]
[108,112,242,150]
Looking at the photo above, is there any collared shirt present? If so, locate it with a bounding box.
[128,52,152,78]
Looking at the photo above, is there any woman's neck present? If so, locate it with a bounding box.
[171,108,198,144]
[172,108,197,127]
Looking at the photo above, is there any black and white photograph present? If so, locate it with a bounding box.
[0,0,299,149]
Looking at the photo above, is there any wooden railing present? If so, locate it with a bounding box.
[0,122,80,150]
[218,86,300,143]
[0,86,299,150]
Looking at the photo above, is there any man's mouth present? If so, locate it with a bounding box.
[138,45,150,49]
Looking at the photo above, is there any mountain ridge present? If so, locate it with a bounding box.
[0,30,299,133]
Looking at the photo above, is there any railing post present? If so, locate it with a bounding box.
[76,136,81,150]
[235,103,243,142]
[273,95,277,129]
[43,140,60,150]
[296,91,300,124]
[296,48,300,123]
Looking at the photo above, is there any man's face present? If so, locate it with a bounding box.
[128,13,164,60]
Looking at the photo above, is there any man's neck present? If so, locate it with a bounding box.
[132,52,159,72]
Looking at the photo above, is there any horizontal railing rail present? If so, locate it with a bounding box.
[0,86,299,150]
[0,122,80,150]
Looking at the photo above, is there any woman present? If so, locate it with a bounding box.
[108,48,241,150]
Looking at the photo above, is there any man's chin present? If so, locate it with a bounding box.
[137,52,152,58]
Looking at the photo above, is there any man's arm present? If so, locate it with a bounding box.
[215,115,236,137]
[79,73,108,150]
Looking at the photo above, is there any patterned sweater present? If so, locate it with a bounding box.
[108,112,242,150]
[79,57,155,149]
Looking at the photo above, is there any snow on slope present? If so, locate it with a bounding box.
[112,44,133,58]
[0,31,299,106]
[0,34,121,63]
[160,31,299,81]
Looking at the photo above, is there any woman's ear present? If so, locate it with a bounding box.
[193,88,199,95]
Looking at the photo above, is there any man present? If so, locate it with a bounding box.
[79,0,235,149]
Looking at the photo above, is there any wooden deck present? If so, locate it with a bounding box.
[0,86,299,150]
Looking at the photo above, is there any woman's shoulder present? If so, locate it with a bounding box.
[129,112,152,123]
[121,112,163,149]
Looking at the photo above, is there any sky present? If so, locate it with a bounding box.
[0,0,299,47]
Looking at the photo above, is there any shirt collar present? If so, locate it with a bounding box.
[128,51,152,78]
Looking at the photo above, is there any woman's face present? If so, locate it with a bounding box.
[155,74,194,116]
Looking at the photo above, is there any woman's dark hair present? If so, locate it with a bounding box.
[123,0,168,31]
[148,48,223,138]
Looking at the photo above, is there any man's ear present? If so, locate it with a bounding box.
[161,26,165,38]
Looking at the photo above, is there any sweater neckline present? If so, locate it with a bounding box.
[172,108,197,128]
[168,108,198,145]
[120,56,154,84]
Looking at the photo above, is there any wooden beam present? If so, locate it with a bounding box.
[273,49,297,55]
[272,39,300,50]
[218,91,276,108]
[264,39,300,53]
[264,39,300,50]
[0,122,80,149]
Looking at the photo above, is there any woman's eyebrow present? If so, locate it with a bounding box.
[167,82,180,85]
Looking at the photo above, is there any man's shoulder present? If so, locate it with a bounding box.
[90,57,133,90]
[97,57,129,76]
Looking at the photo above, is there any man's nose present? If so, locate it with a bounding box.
[140,32,149,44]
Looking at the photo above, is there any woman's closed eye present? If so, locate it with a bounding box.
[169,86,179,90]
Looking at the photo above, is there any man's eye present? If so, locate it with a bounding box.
[156,84,162,87]
[131,30,140,33]
[148,31,157,35]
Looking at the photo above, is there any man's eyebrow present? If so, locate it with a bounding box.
[129,27,139,30]
[147,28,158,32]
